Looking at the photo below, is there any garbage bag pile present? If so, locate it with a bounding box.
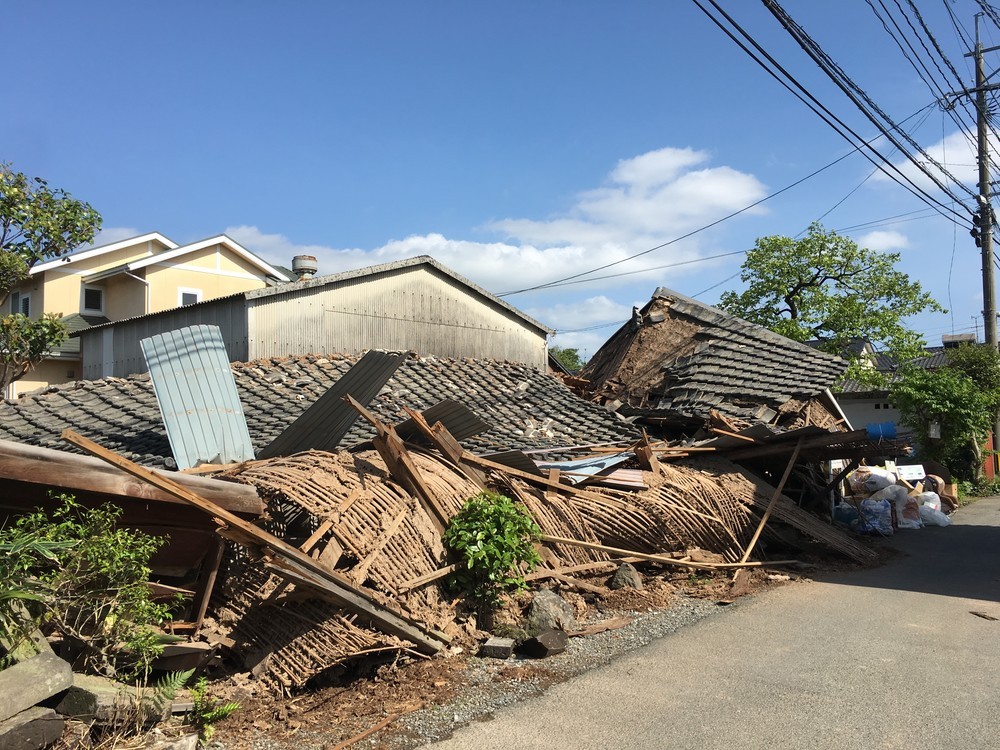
[834,465,955,535]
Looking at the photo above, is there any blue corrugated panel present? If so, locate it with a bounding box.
[141,325,255,470]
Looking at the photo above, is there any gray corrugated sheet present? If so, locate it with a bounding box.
[534,452,633,485]
[141,325,255,470]
[257,351,406,459]
[394,400,491,444]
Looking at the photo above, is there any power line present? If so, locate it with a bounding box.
[697,0,972,225]
[761,0,977,210]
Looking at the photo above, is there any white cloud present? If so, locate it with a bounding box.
[856,230,909,252]
[872,129,985,196]
[525,295,633,330]
[229,146,768,295]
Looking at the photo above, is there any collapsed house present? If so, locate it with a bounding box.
[578,287,850,434]
[0,313,895,706]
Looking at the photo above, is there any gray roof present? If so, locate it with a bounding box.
[79,255,553,337]
[49,313,111,357]
[0,352,637,468]
[582,287,847,423]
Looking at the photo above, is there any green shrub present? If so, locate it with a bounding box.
[0,494,175,678]
[189,675,241,744]
[443,491,542,613]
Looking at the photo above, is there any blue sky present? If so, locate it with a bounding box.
[5,2,998,357]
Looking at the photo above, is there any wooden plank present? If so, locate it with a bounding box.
[460,452,612,503]
[351,509,408,584]
[301,519,335,554]
[739,438,804,564]
[345,396,452,533]
[722,429,869,461]
[0,438,263,515]
[523,560,628,581]
[61,429,449,654]
[191,537,225,628]
[539,534,798,570]
[710,428,757,442]
[337,487,364,515]
[633,432,661,477]
[569,615,632,637]
[397,564,459,593]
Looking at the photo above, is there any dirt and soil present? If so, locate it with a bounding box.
[210,565,819,750]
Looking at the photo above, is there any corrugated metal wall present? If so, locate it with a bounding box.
[81,298,250,379]
[81,265,548,379]
[247,266,547,367]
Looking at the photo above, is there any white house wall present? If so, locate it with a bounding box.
[247,267,547,367]
[838,396,902,432]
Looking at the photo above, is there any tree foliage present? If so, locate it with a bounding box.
[890,344,1000,481]
[550,345,585,372]
[0,164,101,391]
[718,223,943,385]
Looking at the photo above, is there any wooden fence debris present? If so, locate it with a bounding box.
[61,429,450,657]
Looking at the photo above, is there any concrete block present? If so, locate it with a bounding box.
[0,652,73,723]
[54,673,157,724]
[0,706,65,750]
[478,637,516,659]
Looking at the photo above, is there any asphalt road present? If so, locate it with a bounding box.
[425,496,1000,749]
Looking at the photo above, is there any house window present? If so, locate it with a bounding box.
[178,288,202,306]
[83,286,104,314]
[13,292,30,317]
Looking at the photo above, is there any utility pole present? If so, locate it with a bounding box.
[972,14,998,350]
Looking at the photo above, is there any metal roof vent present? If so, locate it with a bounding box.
[292,255,318,279]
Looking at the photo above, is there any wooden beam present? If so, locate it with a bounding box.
[823,457,862,493]
[0,438,263,515]
[539,534,798,570]
[61,429,449,654]
[739,438,804,564]
[397,564,458,593]
[400,406,486,489]
[722,429,869,461]
[346,396,451,534]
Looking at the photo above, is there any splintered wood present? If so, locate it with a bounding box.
[197,437,869,694]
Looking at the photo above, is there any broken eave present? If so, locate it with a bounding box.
[0,439,263,516]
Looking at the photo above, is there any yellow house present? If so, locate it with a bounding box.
[8,232,290,396]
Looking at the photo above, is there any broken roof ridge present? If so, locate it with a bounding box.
[651,285,845,366]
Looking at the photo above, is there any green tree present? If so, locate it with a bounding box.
[890,344,1000,481]
[718,222,943,386]
[0,164,101,391]
[550,345,585,372]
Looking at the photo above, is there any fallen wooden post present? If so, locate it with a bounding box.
[539,534,798,570]
[0,438,263,515]
[739,437,803,564]
[61,429,450,655]
[345,396,452,534]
